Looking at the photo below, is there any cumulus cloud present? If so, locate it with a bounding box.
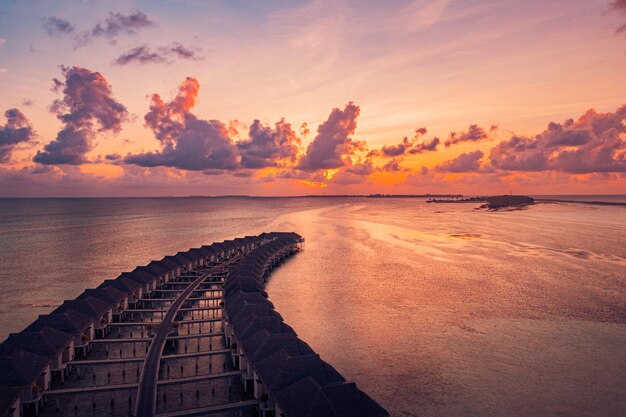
[444,124,496,147]
[76,11,154,47]
[41,17,74,36]
[380,159,402,172]
[297,102,364,171]
[437,150,484,172]
[368,128,440,158]
[346,160,374,175]
[237,119,301,168]
[489,105,626,173]
[352,128,438,175]
[34,66,128,165]
[411,137,441,154]
[114,43,202,65]
[124,77,239,171]
[0,109,36,162]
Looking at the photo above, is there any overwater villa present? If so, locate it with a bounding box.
[0,350,50,416]
[53,297,113,339]
[0,328,73,383]
[0,233,388,417]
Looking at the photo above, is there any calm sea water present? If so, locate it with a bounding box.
[0,197,625,416]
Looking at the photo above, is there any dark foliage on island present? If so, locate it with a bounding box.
[427,195,535,210]
[366,194,463,199]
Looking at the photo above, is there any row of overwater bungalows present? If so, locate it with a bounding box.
[223,233,390,417]
[0,234,272,417]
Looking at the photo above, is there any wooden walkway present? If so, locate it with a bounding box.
[135,272,211,416]
[107,317,221,327]
[44,371,243,396]
[154,400,260,417]
[135,258,236,417]
[68,349,231,366]
[88,332,224,344]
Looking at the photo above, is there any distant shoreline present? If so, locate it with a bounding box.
[535,198,626,207]
[0,194,625,205]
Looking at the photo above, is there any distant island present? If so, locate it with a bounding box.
[366,194,463,199]
[427,195,535,210]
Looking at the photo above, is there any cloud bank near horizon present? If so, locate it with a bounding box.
[1,67,624,195]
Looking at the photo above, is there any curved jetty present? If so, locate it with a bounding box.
[0,232,389,417]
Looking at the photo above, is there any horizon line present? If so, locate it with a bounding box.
[1,194,625,199]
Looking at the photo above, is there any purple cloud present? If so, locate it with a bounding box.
[380,159,402,172]
[444,124,495,147]
[114,46,165,65]
[0,109,35,162]
[346,160,374,175]
[237,119,301,168]
[41,17,74,36]
[124,77,239,171]
[489,105,626,173]
[297,102,364,171]
[34,66,128,165]
[114,43,202,65]
[368,128,440,157]
[76,11,154,47]
[410,136,440,154]
[437,150,484,172]
[489,136,548,171]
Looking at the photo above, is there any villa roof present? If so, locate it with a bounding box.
[174,252,195,263]
[100,277,142,295]
[148,259,178,272]
[210,243,226,254]
[229,303,281,327]
[77,287,125,305]
[221,240,237,250]
[135,264,168,277]
[25,312,90,336]
[0,327,72,358]
[0,350,49,387]
[198,244,216,253]
[160,255,183,266]
[183,249,205,261]
[241,331,313,363]
[225,293,271,313]
[273,377,389,417]
[254,351,345,392]
[232,315,294,341]
[119,270,155,285]
[53,296,111,318]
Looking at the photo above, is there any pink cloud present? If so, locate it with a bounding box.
[297,102,364,171]
[489,104,626,173]
[34,66,128,165]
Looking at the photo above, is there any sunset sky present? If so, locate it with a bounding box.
[0,0,625,196]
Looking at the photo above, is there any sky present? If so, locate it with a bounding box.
[0,0,625,197]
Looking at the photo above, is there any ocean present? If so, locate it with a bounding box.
[0,196,624,416]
